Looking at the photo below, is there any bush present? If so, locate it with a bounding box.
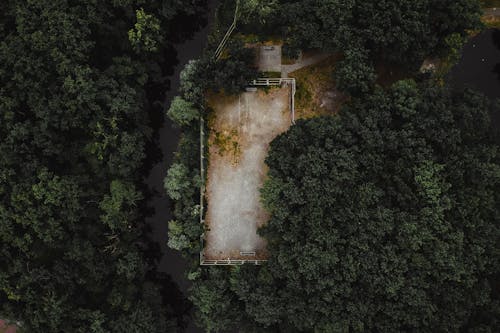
[164,163,193,201]
[167,96,199,126]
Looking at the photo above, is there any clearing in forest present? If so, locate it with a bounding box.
[202,87,292,263]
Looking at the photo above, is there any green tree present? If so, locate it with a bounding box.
[167,96,199,126]
[164,163,194,201]
[99,180,142,232]
[128,8,161,53]
[335,46,377,95]
[276,0,481,92]
[165,128,204,255]
[179,59,207,104]
[178,40,258,101]
[0,0,207,331]
[211,40,258,94]
[167,220,191,251]
[190,81,500,332]
[190,268,243,333]
[239,0,278,25]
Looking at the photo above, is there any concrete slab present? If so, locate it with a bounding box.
[257,45,282,72]
[204,87,291,260]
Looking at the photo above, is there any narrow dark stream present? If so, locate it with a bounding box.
[449,28,500,127]
[144,2,216,332]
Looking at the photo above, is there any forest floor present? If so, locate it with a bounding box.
[204,87,292,260]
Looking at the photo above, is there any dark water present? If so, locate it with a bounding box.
[144,2,216,332]
[449,28,500,127]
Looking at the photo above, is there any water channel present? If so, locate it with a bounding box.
[144,2,216,332]
[449,28,500,127]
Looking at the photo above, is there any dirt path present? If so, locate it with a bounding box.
[281,53,332,77]
[484,7,500,17]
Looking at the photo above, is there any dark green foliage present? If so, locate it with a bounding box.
[335,46,377,95]
[239,0,278,26]
[210,40,259,94]
[0,0,206,331]
[179,59,208,105]
[189,268,243,333]
[275,0,482,94]
[178,40,258,104]
[167,96,200,126]
[165,126,203,255]
[128,8,162,53]
[279,0,481,62]
[164,157,202,252]
[191,82,500,332]
[165,163,196,201]
[165,37,257,255]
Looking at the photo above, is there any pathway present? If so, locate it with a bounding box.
[484,7,500,17]
[281,53,332,77]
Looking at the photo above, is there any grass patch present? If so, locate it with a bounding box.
[212,129,241,164]
[281,55,296,65]
[289,54,346,118]
[235,33,283,45]
[483,15,500,28]
[205,93,242,164]
[294,81,312,107]
[206,108,217,129]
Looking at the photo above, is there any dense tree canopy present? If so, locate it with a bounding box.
[256,82,499,332]
[280,0,480,57]
[190,81,500,332]
[0,0,205,331]
[167,96,199,126]
[275,0,482,94]
[164,35,259,257]
[181,40,258,101]
[158,2,500,333]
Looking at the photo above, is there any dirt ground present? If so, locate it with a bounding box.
[204,87,291,260]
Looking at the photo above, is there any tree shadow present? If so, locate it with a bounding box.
[491,30,500,81]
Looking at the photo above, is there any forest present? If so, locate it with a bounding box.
[1,0,499,332]
[166,0,500,332]
[0,0,207,332]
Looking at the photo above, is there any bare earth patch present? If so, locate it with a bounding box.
[204,87,291,260]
